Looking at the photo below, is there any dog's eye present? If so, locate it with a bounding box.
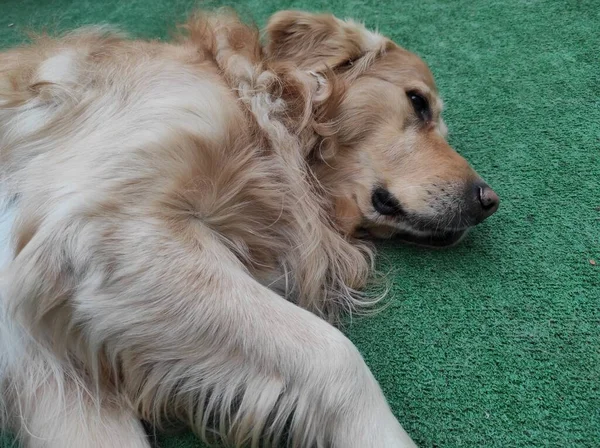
[407,91,432,122]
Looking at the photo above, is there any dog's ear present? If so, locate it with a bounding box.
[266,11,390,76]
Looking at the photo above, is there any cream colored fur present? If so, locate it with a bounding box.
[0,9,495,448]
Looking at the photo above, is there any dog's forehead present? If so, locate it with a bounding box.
[370,46,438,94]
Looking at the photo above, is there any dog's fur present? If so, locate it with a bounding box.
[0,10,497,448]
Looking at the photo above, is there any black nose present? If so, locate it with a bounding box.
[473,181,500,222]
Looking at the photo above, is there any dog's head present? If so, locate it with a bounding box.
[267,11,499,247]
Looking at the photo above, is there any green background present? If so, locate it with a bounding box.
[1,0,598,446]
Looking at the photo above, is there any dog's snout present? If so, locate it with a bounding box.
[472,181,499,222]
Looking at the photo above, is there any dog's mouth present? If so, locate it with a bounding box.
[393,228,469,248]
[357,220,471,248]
[358,208,473,247]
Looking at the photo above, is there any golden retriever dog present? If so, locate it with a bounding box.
[0,10,499,448]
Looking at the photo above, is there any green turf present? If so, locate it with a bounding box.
[1,0,599,447]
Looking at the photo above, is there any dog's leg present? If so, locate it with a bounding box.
[1,235,151,447]
[61,233,416,448]
[6,361,150,448]
[3,207,416,446]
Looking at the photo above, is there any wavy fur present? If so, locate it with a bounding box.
[0,9,496,448]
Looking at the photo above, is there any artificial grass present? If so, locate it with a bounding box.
[1,0,599,446]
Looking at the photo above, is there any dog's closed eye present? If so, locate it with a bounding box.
[406,91,431,122]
